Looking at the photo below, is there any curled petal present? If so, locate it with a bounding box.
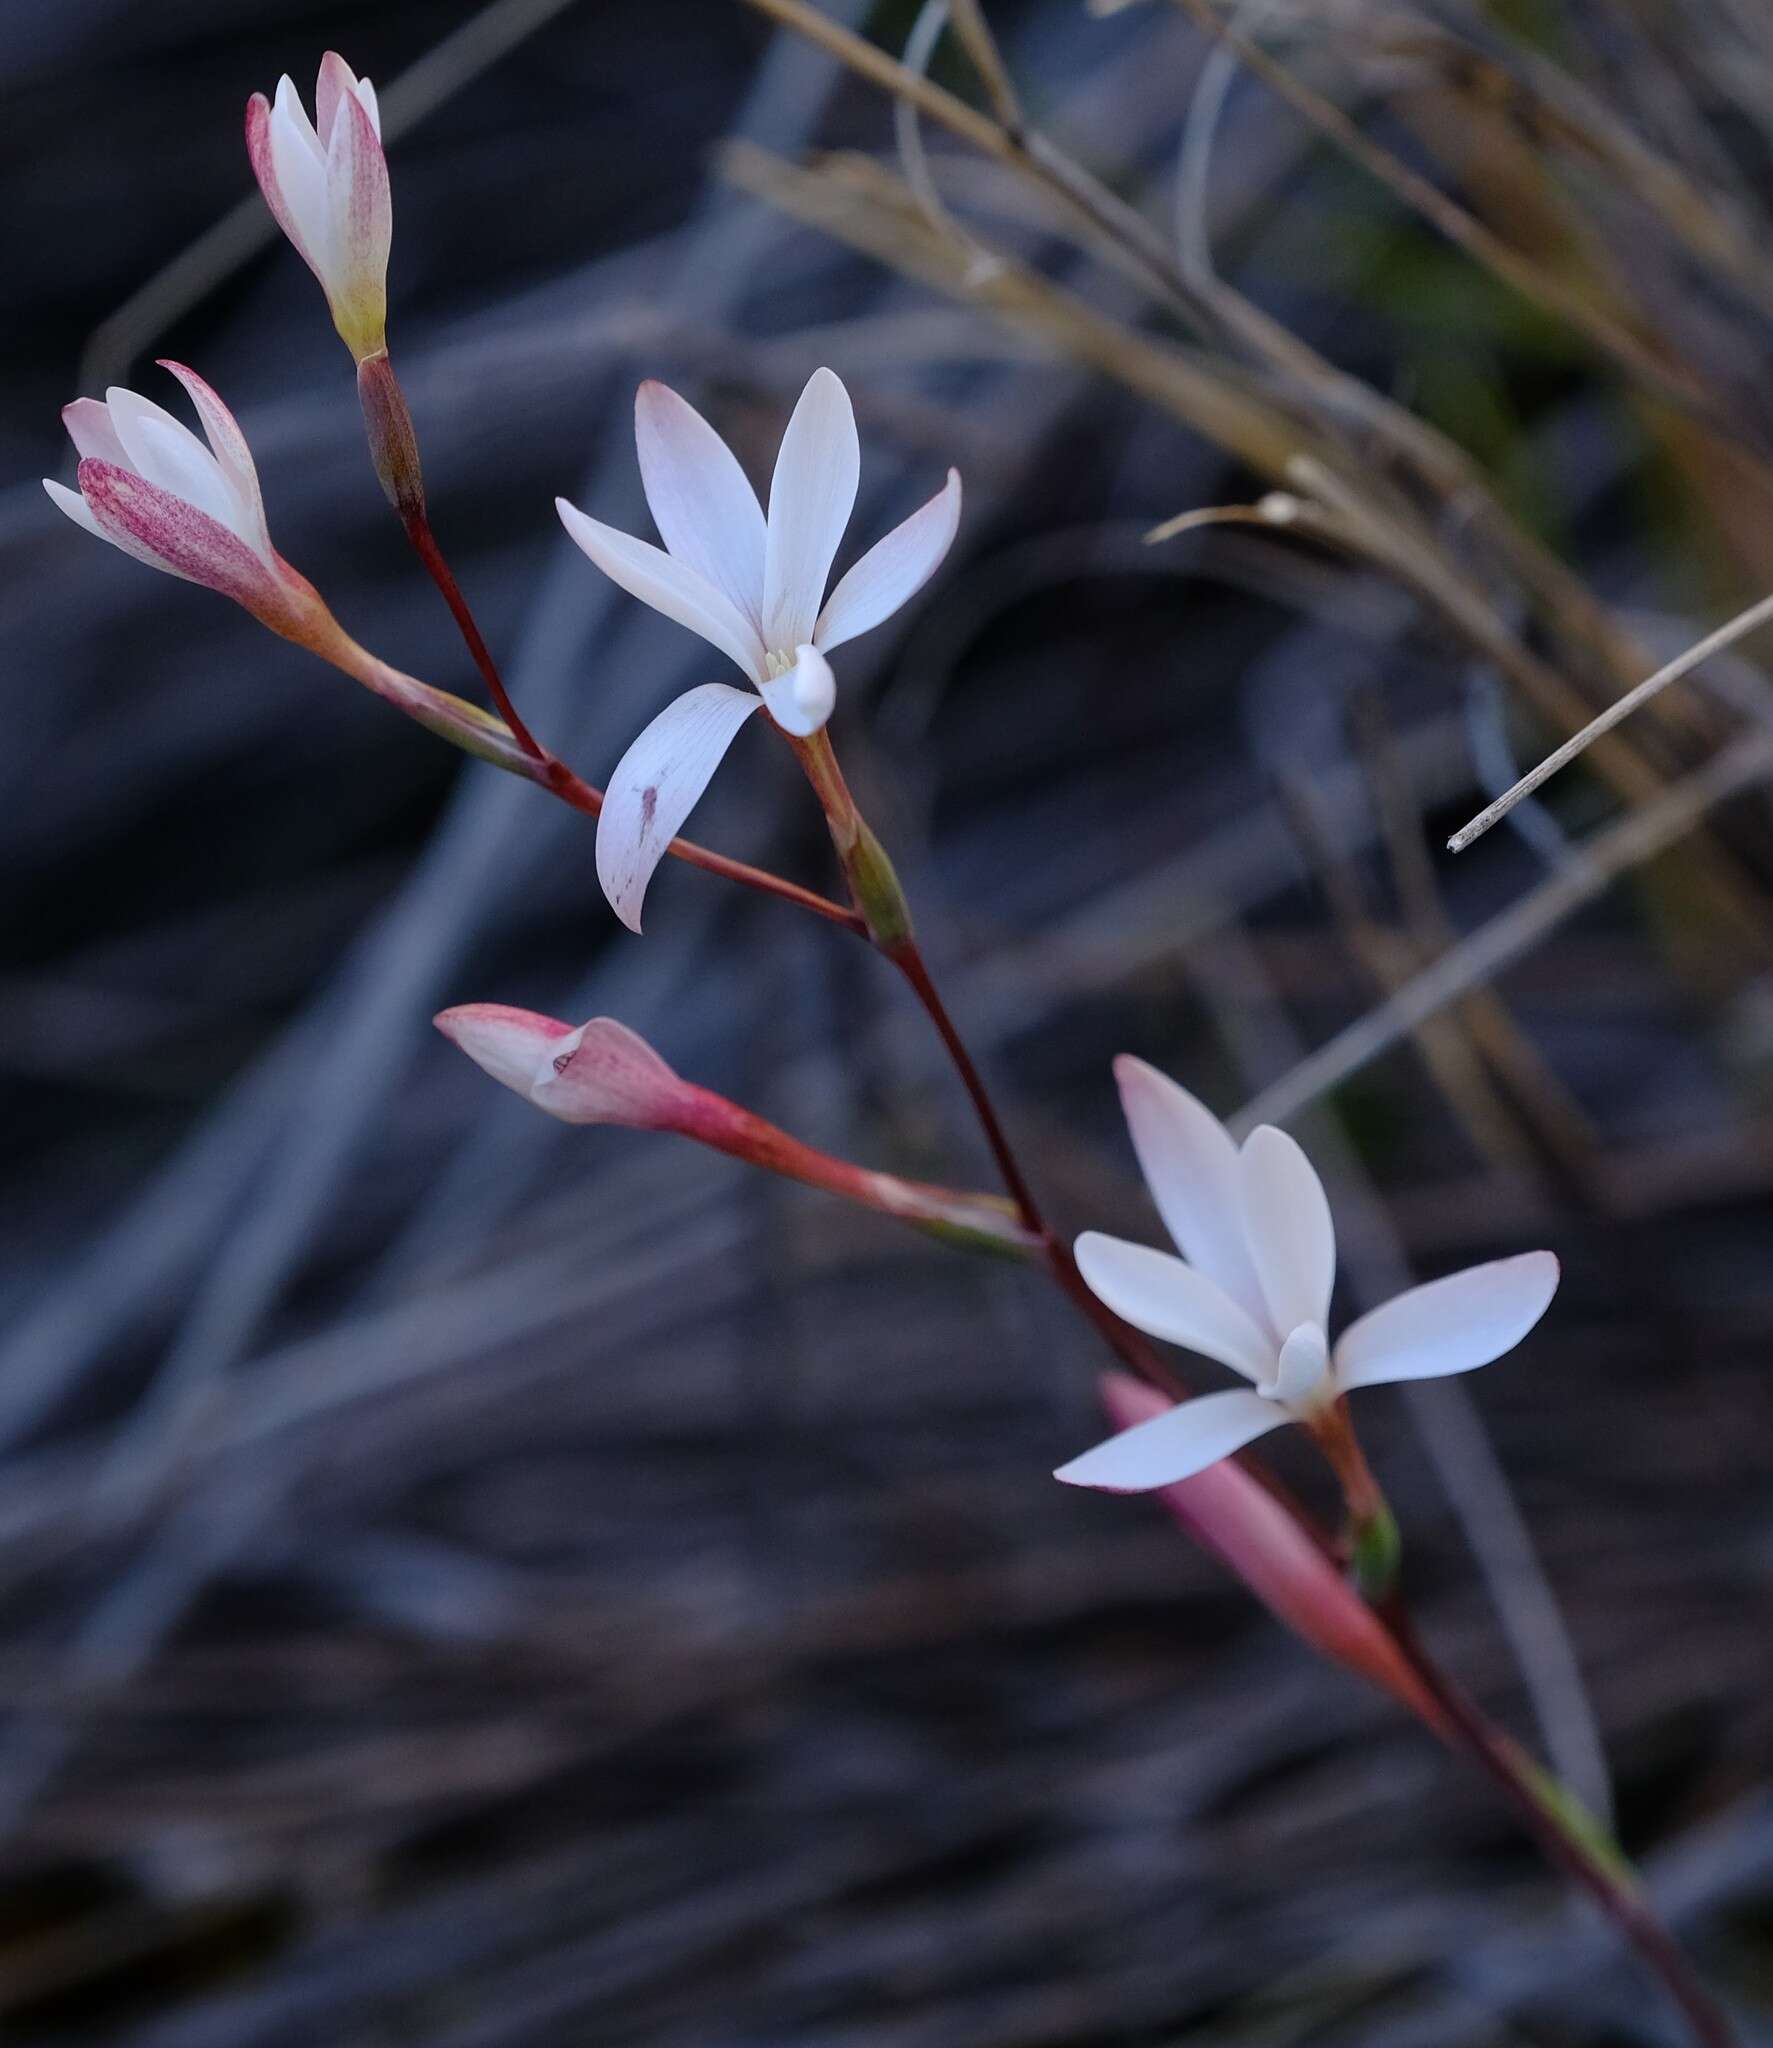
[533,1018,687,1128]
[815,468,960,653]
[596,683,762,932]
[1074,1231,1274,1382]
[1335,1251,1560,1391]
[1056,1386,1283,1492]
[757,644,834,737]
[1112,1056,1269,1327]
[436,1005,687,1129]
[74,459,304,628]
[1239,1125,1336,1338]
[635,381,767,628]
[557,498,765,681]
[1269,1322,1329,1406]
[763,367,859,652]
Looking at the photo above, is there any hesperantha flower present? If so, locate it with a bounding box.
[556,368,962,931]
[246,53,390,364]
[1055,1057,1560,1491]
[43,363,328,644]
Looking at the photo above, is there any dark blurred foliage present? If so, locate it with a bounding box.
[2,1,1772,2043]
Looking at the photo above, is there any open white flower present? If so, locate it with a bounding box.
[1056,1057,1560,1492]
[556,368,961,930]
[246,53,390,362]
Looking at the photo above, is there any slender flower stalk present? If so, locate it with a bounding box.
[434,1004,1040,1256]
[557,369,960,929]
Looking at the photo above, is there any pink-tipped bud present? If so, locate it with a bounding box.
[436,1003,1042,1256]
[43,365,330,645]
[246,53,391,363]
[434,1006,689,1130]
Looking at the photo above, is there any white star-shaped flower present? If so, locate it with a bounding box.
[556,368,961,930]
[1057,1057,1560,1491]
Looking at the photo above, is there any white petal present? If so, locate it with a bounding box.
[757,644,834,737]
[762,367,859,651]
[1113,1056,1271,1327]
[1239,1125,1336,1338]
[1056,1387,1284,1492]
[1334,1251,1560,1391]
[814,468,960,653]
[1074,1231,1275,1383]
[556,498,765,682]
[356,78,381,138]
[269,77,330,263]
[596,684,762,932]
[635,381,767,628]
[62,397,130,468]
[43,478,102,539]
[103,388,242,537]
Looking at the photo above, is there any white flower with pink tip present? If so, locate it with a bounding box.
[556,368,961,931]
[43,363,323,643]
[246,52,390,363]
[1056,1058,1560,1491]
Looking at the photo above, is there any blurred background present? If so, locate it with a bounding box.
[4,0,1773,2040]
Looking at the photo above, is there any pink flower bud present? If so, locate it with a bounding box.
[42,364,329,644]
[433,1007,689,1130]
[246,53,391,363]
[435,1004,1041,1256]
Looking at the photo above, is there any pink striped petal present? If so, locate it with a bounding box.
[815,468,960,653]
[1239,1125,1336,1338]
[323,83,390,357]
[763,368,859,652]
[315,51,368,145]
[635,381,767,628]
[595,683,763,932]
[1335,1252,1560,1391]
[1056,1386,1283,1491]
